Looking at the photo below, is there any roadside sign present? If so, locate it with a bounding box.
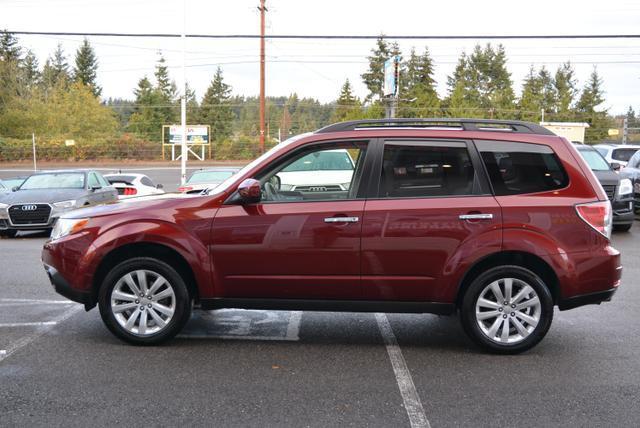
[169,125,209,144]
[64,140,75,146]
[383,56,401,97]
[608,129,620,136]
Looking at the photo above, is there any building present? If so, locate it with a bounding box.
[540,122,590,143]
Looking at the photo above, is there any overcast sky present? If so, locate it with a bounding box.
[1,0,639,114]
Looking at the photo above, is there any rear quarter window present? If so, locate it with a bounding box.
[476,140,569,196]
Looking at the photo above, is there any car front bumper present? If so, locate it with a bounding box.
[612,197,634,225]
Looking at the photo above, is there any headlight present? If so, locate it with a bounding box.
[50,218,89,241]
[0,203,7,219]
[52,199,77,210]
[618,179,633,196]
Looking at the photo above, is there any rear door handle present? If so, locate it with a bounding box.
[324,216,359,223]
[459,213,493,220]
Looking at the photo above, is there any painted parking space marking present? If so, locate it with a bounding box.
[179,309,302,341]
[0,321,58,327]
[376,313,430,428]
[0,298,76,306]
[0,304,82,363]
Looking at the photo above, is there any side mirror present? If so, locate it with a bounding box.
[11,186,19,192]
[237,178,262,204]
[90,186,101,192]
[611,163,621,172]
[156,184,164,189]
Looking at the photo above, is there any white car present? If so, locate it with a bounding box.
[179,167,241,194]
[593,144,640,169]
[104,173,165,199]
[277,149,355,193]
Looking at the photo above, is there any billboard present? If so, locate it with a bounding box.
[383,56,400,97]
[168,125,209,144]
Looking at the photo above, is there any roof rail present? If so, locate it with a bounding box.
[315,118,556,136]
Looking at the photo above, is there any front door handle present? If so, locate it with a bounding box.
[324,216,359,223]
[459,213,493,220]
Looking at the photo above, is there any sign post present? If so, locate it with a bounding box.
[383,55,401,119]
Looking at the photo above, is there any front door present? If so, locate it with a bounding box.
[211,140,370,300]
[361,139,502,302]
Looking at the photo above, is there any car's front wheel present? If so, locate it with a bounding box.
[98,257,191,345]
[460,265,554,354]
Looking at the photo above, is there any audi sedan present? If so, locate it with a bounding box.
[0,170,117,238]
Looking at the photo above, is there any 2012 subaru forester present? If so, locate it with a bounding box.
[42,119,622,354]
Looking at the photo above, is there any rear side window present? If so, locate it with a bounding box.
[612,148,639,162]
[476,140,568,196]
[141,176,155,187]
[379,141,475,198]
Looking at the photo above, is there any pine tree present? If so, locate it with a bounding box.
[626,106,637,127]
[41,44,70,91]
[154,53,177,101]
[576,67,611,143]
[518,66,556,121]
[332,79,362,122]
[127,76,167,141]
[22,49,40,89]
[554,62,577,118]
[0,30,21,62]
[400,47,439,117]
[361,36,392,102]
[198,67,233,142]
[185,83,199,123]
[73,38,101,97]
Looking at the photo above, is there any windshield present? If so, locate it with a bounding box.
[0,180,6,190]
[4,178,25,188]
[578,149,611,171]
[188,170,236,184]
[612,148,639,162]
[20,173,85,190]
[282,150,354,172]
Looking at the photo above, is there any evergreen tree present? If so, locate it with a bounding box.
[73,38,101,97]
[198,67,233,142]
[626,106,637,127]
[554,62,577,118]
[127,76,166,141]
[576,67,611,143]
[332,79,362,122]
[185,83,199,123]
[21,49,40,89]
[41,44,70,91]
[154,53,177,101]
[361,36,392,102]
[0,30,21,62]
[518,66,556,120]
[399,47,439,117]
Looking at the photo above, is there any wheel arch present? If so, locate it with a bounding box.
[91,242,200,307]
[455,251,560,308]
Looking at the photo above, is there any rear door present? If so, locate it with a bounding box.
[361,139,502,302]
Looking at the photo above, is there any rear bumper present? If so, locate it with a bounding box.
[558,287,617,311]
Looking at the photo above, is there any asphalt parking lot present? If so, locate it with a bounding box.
[1,226,639,427]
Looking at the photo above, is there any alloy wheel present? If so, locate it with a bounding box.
[110,269,176,336]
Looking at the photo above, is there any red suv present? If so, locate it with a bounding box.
[42,119,622,354]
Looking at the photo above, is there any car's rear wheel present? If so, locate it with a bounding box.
[98,257,191,345]
[460,265,553,354]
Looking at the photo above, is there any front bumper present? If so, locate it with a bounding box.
[612,197,634,225]
[0,217,58,231]
[43,263,93,309]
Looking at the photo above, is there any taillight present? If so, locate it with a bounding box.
[575,201,612,239]
[178,186,192,193]
[123,187,137,196]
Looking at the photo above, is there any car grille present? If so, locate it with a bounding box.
[8,204,51,225]
[602,185,616,200]
[294,185,343,192]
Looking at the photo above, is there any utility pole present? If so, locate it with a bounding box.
[180,0,188,185]
[258,0,266,153]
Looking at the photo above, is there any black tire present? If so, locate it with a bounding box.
[98,257,192,345]
[460,265,554,354]
[613,223,632,232]
[0,229,18,238]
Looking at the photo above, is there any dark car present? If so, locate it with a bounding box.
[0,169,117,237]
[575,144,634,231]
[622,149,640,215]
[42,119,621,354]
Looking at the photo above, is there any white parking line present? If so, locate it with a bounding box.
[0,321,58,327]
[375,313,430,428]
[0,304,82,364]
[0,298,75,305]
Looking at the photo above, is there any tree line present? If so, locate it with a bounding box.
[0,31,633,161]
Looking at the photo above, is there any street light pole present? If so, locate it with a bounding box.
[180,0,187,185]
[258,0,266,154]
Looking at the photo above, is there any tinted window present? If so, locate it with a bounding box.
[140,176,155,187]
[379,142,475,198]
[477,141,568,196]
[577,148,611,171]
[612,148,639,162]
[20,173,85,190]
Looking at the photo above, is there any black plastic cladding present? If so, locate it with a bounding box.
[316,118,556,136]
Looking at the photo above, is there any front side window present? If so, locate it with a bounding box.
[259,142,367,202]
[477,140,568,196]
[379,141,475,198]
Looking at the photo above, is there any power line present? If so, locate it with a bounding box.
[6,30,640,40]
